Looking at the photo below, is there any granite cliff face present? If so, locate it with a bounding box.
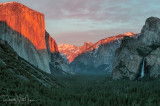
[0,2,69,74]
[112,17,160,80]
[0,2,46,50]
[70,32,135,74]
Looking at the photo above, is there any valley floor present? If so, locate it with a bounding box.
[51,75,160,106]
[1,74,160,106]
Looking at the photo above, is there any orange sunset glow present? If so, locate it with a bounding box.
[0,2,46,50]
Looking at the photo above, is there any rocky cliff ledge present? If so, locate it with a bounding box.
[112,17,160,80]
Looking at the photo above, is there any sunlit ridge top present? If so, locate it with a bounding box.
[0,2,44,16]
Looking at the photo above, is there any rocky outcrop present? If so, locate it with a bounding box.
[112,17,160,80]
[70,32,135,74]
[0,2,70,74]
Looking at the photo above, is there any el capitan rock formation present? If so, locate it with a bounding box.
[0,2,69,74]
[112,17,160,80]
[0,2,45,50]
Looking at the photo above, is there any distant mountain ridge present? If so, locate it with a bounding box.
[58,42,93,63]
[59,32,135,64]
[82,32,135,53]
[59,32,135,74]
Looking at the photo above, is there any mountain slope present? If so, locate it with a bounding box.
[70,32,135,74]
[0,37,63,103]
[0,38,61,86]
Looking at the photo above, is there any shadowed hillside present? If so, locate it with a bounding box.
[0,38,63,105]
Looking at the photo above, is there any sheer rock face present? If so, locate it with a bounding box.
[0,2,45,50]
[69,33,135,74]
[0,2,69,74]
[112,17,160,80]
[112,36,142,80]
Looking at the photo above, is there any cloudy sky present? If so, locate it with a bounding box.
[1,0,160,46]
